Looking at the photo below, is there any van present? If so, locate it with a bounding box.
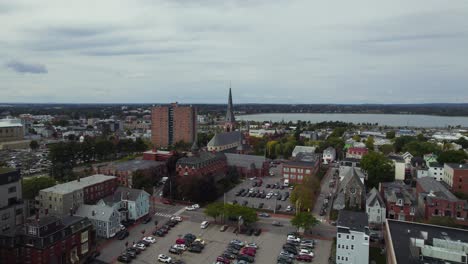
[200,221,209,229]
[283,179,289,187]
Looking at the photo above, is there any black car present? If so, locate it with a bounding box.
[277,255,294,264]
[167,221,177,227]
[142,216,151,224]
[222,252,236,259]
[266,184,271,188]
[121,219,135,227]
[247,228,254,236]
[117,254,132,263]
[254,228,262,236]
[225,247,239,255]
[169,247,182,255]
[191,241,205,249]
[116,230,129,240]
[127,248,140,255]
[228,243,243,250]
[277,195,282,200]
[282,247,297,255]
[125,250,137,258]
[237,254,255,263]
[188,246,203,253]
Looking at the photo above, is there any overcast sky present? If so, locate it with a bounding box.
[1,0,468,104]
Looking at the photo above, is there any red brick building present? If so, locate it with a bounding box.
[416,177,467,225]
[443,163,468,195]
[143,149,175,161]
[93,160,167,187]
[281,154,321,184]
[346,147,369,159]
[225,153,269,178]
[176,152,227,177]
[380,181,416,221]
[0,215,96,264]
[82,176,119,204]
[151,103,196,148]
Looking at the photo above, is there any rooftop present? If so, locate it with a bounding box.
[40,174,117,194]
[337,210,368,232]
[207,131,242,147]
[0,119,23,128]
[387,219,468,264]
[445,163,468,170]
[177,151,226,166]
[225,153,267,169]
[417,177,459,202]
[103,159,165,171]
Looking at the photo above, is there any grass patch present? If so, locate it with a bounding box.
[369,247,386,264]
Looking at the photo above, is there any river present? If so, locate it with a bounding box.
[236,113,468,128]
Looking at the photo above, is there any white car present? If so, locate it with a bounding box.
[201,221,209,229]
[133,243,146,250]
[246,243,258,249]
[171,216,182,222]
[299,249,314,257]
[142,236,156,244]
[287,235,301,243]
[172,244,187,251]
[192,204,200,209]
[186,206,196,211]
[286,205,293,212]
[158,254,172,263]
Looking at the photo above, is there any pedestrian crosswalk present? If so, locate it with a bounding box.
[153,212,173,218]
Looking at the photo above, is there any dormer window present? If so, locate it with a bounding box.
[397,199,403,206]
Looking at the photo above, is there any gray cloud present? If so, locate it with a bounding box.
[5,60,48,74]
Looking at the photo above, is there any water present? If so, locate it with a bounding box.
[237,113,468,128]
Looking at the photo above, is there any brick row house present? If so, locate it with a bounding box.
[281,157,320,184]
[0,215,96,264]
[443,163,468,195]
[380,181,416,221]
[416,177,467,226]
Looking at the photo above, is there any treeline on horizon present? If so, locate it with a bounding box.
[1,103,468,118]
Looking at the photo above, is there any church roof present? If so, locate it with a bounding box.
[339,167,365,192]
[366,187,386,208]
[207,131,242,147]
[226,87,235,123]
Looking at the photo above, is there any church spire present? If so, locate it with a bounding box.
[226,84,235,123]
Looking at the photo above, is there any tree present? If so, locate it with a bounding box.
[437,150,468,164]
[291,212,319,231]
[365,136,374,150]
[386,131,395,139]
[290,176,320,212]
[132,170,154,194]
[29,140,39,151]
[417,133,427,142]
[427,216,458,228]
[379,144,394,155]
[22,177,56,200]
[394,136,416,153]
[204,202,224,222]
[455,137,468,149]
[352,135,361,142]
[403,141,440,157]
[361,151,394,189]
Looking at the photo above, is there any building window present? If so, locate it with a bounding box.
[8,186,16,193]
[338,234,341,238]
[351,235,354,240]
[351,245,354,250]
[346,245,348,249]
[365,237,368,241]
[81,241,89,254]
[346,235,349,239]
[346,257,348,261]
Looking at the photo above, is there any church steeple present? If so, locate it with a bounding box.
[225,84,236,132]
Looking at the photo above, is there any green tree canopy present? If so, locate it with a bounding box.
[403,141,440,157]
[361,151,394,189]
[291,212,319,231]
[386,131,395,139]
[394,136,416,153]
[204,202,258,224]
[379,144,394,155]
[23,177,56,200]
[437,150,467,164]
[365,136,375,150]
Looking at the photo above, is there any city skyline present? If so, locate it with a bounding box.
[1,0,468,104]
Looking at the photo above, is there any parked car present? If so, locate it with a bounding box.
[277,255,294,264]
[259,212,270,217]
[116,230,129,240]
[172,244,187,251]
[237,254,254,263]
[200,221,209,229]
[296,254,313,262]
[117,254,132,263]
[188,245,203,253]
[169,247,182,255]
[254,228,262,236]
[222,252,236,259]
[142,236,156,244]
[170,216,182,222]
[176,238,186,245]
[157,254,172,263]
[246,242,258,249]
[272,221,283,226]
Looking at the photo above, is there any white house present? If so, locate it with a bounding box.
[402,152,413,165]
[75,203,121,238]
[388,155,406,181]
[428,162,444,181]
[336,211,369,264]
[292,146,316,158]
[365,188,386,228]
[322,147,336,164]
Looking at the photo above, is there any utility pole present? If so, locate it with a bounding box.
[223,193,226,224]
[274,197,278,214]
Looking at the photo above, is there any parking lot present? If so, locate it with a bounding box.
[221,174,294,214]
[116,219,331,264]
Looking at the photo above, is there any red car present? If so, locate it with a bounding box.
[162,199,173,205]
[240,248,256,257]
[175,238,185,245]
[296,254,313,262]
[216,256,231,264]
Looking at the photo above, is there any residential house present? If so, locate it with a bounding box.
[339,158,361,176]
[346,147,368,159]
[380,181,416,221]
[366,188,386,229]
[225,153,269,178]
[388,155,407,181]
[428,162,444,181]
[402,152,413,165]
[336,211,369,264]
[101,187,150,221]
[322,147,336,164]
[0,168,24,233]
[334,168,366,210]
[37,175,118,216]
[299,131,319,140]
[443,163,468,195]
[384,219,468,264]
[423,153,438,166]
[282,153,321,184]
[416,177,467,226]
[0,215,95,264]
[76,203,121,238]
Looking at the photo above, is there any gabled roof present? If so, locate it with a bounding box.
[339,167,365,192]
[207,131,242,147]
[102,186,149,205]
[337,210,368,232]
[225,153,267,169]
[75,204,117,222]
[40,174,116,195]
[366,188,385,208]
[292,146,316,157]
[417,177,458,202]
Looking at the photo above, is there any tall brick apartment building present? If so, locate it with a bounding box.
[443,163,468,195]
[151,103,196,148]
